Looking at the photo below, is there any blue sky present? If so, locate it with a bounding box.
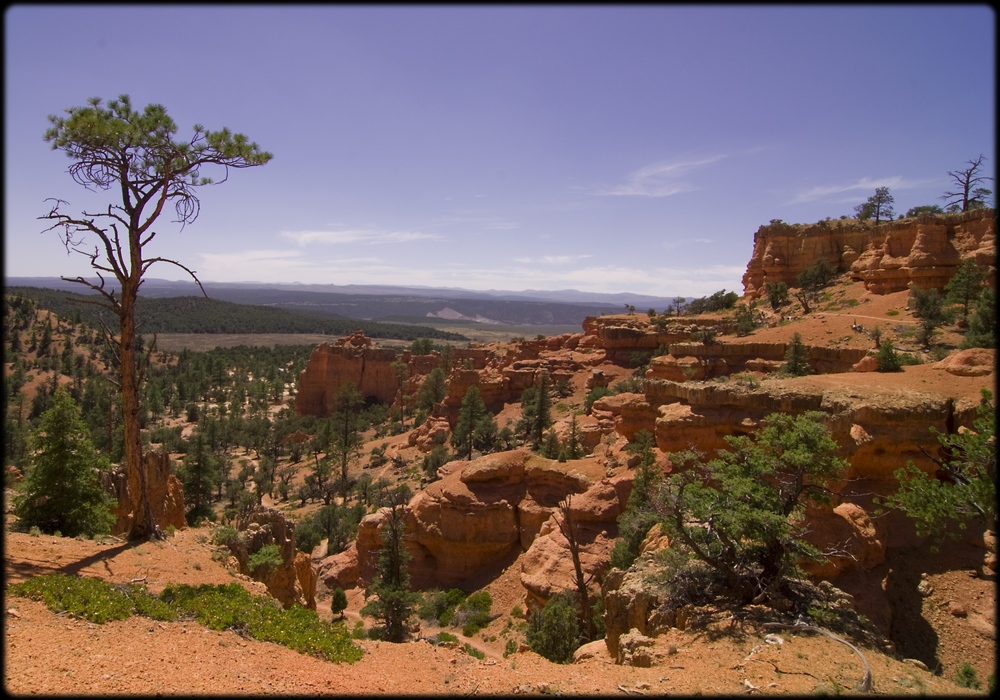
[4,5,995,298]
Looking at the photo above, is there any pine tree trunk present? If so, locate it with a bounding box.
[121,272,158,541]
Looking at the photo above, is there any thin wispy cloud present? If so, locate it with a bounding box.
[662,237,713,251]
[511,254,594,265]
[594,155,727,197]
[281,228,443,246]
[786,176,938,205]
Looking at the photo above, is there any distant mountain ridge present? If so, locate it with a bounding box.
[6,278,686,326]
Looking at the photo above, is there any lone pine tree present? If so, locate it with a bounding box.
[40,96,270,540]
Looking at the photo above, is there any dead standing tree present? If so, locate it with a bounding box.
[558,495,597,643]
[40,95,271,540]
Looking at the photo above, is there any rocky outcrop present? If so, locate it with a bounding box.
[646,342,868,381]
[318,450,607,592]
[407,416,451,452]
[644,378,979,482]
[934,348,996,377]
[518,478,627,609]
[103,450,186,537]
[797,502,886,581]
[582,315,735,364]
[223,506,316,609]
[295,336,401,415]
[742,210,995,297]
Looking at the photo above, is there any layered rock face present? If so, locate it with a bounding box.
[295,337,401,416]
[742,210,995,297]
[644,378,976,481]
[646,342,868,381]
[102,450,186,537]
[317,450,621,595]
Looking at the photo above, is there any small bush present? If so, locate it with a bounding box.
[885,309,899,317]
[954,662,981,690]
[526,593,579,664]
[876,340,902,372]
[456,590,492,636]
[504,638,518,657]
[612,377,644,394]
[584,386,614,412]
[212,525,241,549]
[247,544,283,578]
[511,604,524,619]
[331,588,348,617]
[433,631,459,644]
[463,642,485,659]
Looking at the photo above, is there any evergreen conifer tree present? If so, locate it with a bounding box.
[876,339,902,372]
[14,388,116,537]
[961,286,996,349]
[360,489,419,642]
[782,333,812,376]
[451,386,488,459]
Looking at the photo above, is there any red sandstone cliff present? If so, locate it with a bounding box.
[742,209,995,297]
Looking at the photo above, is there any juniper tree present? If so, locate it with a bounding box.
[909,287,951,350]
[764,280,789,310]
[880,390,995,544]
[329,384,364,499]
[518,373,553,449]
[40,96,271,540]
[876,339,903,372]
[854,187,895,223]
[655,412,848,601]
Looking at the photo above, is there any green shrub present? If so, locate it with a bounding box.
[885,309,899,317]
[875,339,902,372]
[612,377,644,394]
[294,516,321,554]
[463,642,485,659]
[247,544,283,578]
[457,590,492,636]
[584,386,614,412]
[212,525,241,549]
[8,573,173,624]
[954,662,981,690]
[160,582,362,662]
[432,631,459,644]
[526,593,579,664]
[330,588,348,617]
[504,638,518,657]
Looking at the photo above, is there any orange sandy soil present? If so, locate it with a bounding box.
[3,523,989,696]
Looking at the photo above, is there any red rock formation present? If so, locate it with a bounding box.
[645,378,983,483]
[318,450,606,591]
[407,416,451,452]
[646,342,868,381]
[103,451,186,537]
[294,338,400,416]
[934,348,995,377]
[797,502,886,581]
[231,506,316,609]
[742,210,995,297]
[519,480,624,609]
